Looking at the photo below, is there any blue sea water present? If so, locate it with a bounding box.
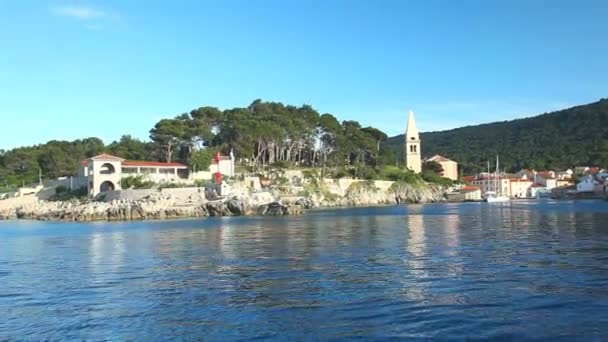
[1,200,608,340]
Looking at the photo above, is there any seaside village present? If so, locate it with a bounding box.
[2,110,608,203]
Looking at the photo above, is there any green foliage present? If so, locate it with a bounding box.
[387,98,608,173]
[0,138,104,187]
[106,135,155,161]
[121,175,156,189]
[189,148,213,171]
[346,180,379,195]
[421,171,453,186]
[302,181,339,201]
[422,160,444,174]
[378,166,422,184]
[51,186,88,201]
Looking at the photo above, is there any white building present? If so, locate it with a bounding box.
[471,177,511,197]
[78,153,235,196]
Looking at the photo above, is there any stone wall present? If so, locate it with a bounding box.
[99,187,207,203]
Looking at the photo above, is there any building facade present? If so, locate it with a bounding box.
[404,110,422,173]
[425,155,458,180]
[78,152,235,196]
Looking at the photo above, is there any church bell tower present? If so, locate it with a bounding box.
[404,110,422,173]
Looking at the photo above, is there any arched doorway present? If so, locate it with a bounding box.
[100,181,115,193]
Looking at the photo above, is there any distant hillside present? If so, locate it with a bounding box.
[387,98,608,174]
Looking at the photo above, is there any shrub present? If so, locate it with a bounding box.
[121,175,155,189]
[421,171,453,186]
[51,186,88,201]
[355,165,378,180]
[379,166,422,184]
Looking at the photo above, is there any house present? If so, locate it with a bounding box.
[528,183,546,198]
[461,185,482,201]
[536,172,557,190]
[556,169,573,180]
[79,154,189,196]
[509,177,533,198]
[460,175,475,184]
[471,176,511,197]
[78,152,236,196]
[424,155,459,180]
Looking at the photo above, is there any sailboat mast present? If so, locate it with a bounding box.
[487,160,490,193]
[496,155,500,195]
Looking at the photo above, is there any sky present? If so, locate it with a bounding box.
[0,0,607,149]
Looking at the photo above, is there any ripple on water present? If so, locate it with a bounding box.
[1,202,608,339]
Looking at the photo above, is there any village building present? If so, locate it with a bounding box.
[471,176,511,197]
[461,185,482,201]
[77,152,235,196]
[424,155,459,180]
[509,177,533,198]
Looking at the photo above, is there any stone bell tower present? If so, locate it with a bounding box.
[404,110,421,173]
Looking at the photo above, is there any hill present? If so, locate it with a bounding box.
[387,98,608,174]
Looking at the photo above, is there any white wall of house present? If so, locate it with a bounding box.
[510,180,532,198]
[471,178,510,196]
[89,159,123,196]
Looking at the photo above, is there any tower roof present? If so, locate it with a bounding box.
[406,110,419,140]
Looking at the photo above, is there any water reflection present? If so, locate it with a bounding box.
[2,201,608,340]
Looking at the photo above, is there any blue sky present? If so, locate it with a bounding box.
[1,0,607,149]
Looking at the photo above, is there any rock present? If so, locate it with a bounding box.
[206,201,230,217]
[257,202,303,216]
[226,197,246,216]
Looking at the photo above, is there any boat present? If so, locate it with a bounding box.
[484,155,510,203]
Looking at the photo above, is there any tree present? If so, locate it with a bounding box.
[422,160,444,174]
[106,135,154,161]
[189,149,214,172]
[150,118,188,162]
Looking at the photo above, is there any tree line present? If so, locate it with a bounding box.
[0,100,399,187]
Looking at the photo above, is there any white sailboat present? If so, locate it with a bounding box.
[485,155,510,203]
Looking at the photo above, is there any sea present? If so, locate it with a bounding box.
[1,200,608,340]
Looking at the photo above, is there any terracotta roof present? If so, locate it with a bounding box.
[425,154,456,163]
[123,161,187,168]
[90,153,125,161]
[80,154,125,167]
[461,176,475,183]
[531,183,544,188]
[461,185,480,192]
[81,158,187,168]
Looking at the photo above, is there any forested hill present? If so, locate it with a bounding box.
[387,98,608,174]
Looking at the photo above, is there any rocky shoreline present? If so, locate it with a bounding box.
[0,181,446,222]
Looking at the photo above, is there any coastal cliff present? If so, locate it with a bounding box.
[0,179,446,222]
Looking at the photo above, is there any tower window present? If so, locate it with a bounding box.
[411,137,415,140]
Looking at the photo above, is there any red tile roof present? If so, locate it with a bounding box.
[461,176,475,183]
[461,185,480,192]
[81,157,187,168]
[122,161,187,168]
